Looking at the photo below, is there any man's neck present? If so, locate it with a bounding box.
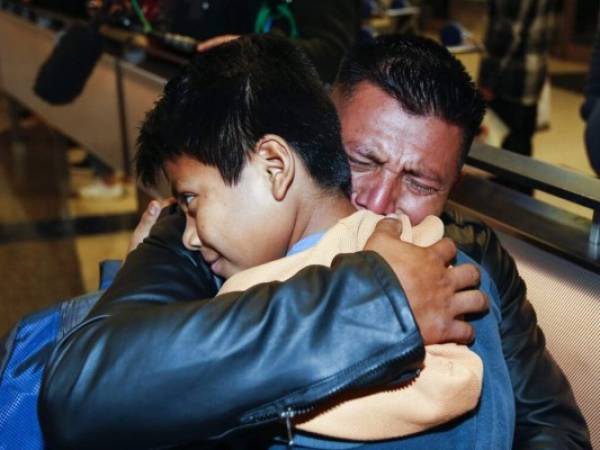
[287,192,356,251]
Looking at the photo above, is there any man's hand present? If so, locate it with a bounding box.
[365,219,488,346]
[127,198,176,255]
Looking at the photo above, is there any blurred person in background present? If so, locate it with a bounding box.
[168,0,360,84]
[581,13,600,177]
[479,0,556,162]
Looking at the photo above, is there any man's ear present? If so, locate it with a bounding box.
[254,134,295,201]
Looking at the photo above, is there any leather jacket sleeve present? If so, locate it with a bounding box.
[443,209,591,450]
[39,209,424,450]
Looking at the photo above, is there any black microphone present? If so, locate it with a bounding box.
[33,23,103,105]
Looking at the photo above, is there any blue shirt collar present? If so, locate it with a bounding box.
[286,232,326,256]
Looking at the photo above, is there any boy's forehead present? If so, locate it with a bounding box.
[164,155,228,194]
[164,156,204,190]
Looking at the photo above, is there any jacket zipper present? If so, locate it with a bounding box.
[281,407,296,447]
[250,344,423,427]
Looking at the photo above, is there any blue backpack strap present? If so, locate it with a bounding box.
[98,259,121,291]
[0,306,60,449]
[0,291,104,449]
[0,324,19,384]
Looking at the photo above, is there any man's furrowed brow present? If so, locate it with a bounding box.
[348,143,385,162]
[362,147,386,163]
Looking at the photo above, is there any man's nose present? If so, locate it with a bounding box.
[182,216,202,251]
[354,176,399,215]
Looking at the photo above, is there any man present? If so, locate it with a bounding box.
[332,34,589,448]
[582,16,600,176]
[479,0,555,159]
[39,35,590,449]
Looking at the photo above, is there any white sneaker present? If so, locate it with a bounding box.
[78,179,125,199]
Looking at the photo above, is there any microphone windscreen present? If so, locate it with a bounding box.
[440,22,466,48]
[34,24,103,105]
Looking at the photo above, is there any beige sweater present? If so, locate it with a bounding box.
[219,210,482,440]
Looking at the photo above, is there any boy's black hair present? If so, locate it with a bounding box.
[335,34,485,164]
[136,34,351,197]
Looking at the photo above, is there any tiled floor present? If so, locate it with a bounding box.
[0,4,597,336]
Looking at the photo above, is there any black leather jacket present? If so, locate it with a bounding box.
[39,208,591,449]
[39,210,424,450]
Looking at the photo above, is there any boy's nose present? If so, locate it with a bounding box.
[182,216,202,251]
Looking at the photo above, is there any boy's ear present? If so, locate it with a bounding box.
[254,134,295,202]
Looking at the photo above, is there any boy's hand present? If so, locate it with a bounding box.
[365,218,488,346]
[127,198,176,255]
[196,35,240,52]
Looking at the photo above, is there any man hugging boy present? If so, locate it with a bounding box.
[135,34,494,447]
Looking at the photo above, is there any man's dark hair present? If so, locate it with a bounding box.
[136,34,351,197]
[335,34,485,163]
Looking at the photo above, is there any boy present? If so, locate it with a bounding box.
[136,34,505,447]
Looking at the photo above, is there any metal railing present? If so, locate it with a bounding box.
[467,143,600,247]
